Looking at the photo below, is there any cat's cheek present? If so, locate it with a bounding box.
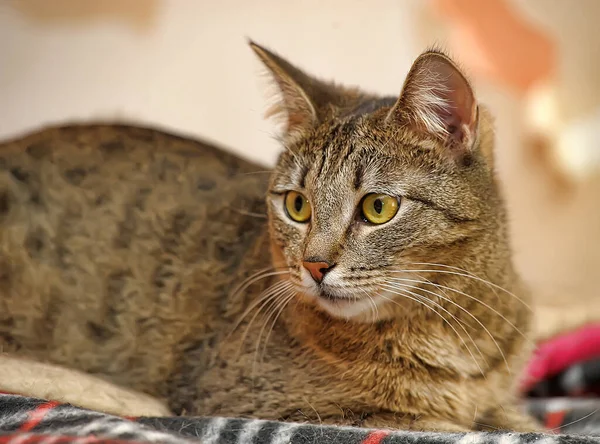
[269,240,288,269]
[299,268,319,297]
[268,213,306,266]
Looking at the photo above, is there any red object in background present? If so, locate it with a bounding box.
[522,324,600,393]
[431,0,556,92]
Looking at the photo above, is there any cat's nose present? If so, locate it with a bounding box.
[302,260,334,284]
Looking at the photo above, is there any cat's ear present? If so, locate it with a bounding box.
[250,41,320,141]
[387,50,478,158]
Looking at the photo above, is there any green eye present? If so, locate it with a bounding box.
[361,194,399,224]
[284,191,311,223]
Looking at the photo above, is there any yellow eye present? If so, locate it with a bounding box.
[361,194,399,224]
[284,191,311,223]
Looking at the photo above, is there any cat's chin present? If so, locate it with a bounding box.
[317,296,380,321]
[302,290,389,322]
[295,272,392,322]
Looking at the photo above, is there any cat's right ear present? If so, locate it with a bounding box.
[249,41,319,142]
[386,50,479,162]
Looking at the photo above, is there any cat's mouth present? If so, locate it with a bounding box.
[298,269,384,320]
[317,289,360,308]
[315,291,385,321]
[307,286,386,321]
[317,289,357,302]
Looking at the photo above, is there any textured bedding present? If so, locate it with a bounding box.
[1,394,600,444]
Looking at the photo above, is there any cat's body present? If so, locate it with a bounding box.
[0,44,538,431]
[0,124,270,402]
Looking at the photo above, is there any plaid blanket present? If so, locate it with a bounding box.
[1,394,600,444]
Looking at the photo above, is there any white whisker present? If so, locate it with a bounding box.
[258,291,296,365]
[251,289,295,381]
[391,276,532,345]
[384,279,511,374]
[229,268,290,301]
[378,286,486,378]
[359,288,379,323]
[230,279,291,333]
[230,280,293,358]
[400,262,532,312]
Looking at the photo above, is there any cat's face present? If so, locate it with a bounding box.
[253,43,501,321]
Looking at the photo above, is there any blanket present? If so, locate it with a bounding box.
[1,394,600,444]
[524,324,600,396]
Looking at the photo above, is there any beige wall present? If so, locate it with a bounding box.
[0,0,420,165]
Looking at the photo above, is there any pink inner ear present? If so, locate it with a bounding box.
[431,58,477,145]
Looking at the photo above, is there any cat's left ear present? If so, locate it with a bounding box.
[387,50,478,160]
[249,41,320,142]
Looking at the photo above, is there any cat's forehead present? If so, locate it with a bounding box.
[275,117,437,191]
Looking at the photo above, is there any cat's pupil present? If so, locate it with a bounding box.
[294,195,303,212]
[374,199,383,214]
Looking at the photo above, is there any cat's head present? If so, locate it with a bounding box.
[252,42,507,322]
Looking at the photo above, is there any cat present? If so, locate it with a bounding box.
[0,41,539,432]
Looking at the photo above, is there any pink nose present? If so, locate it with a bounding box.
[302,261,333,284]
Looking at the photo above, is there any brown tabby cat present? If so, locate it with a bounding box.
[0,42,538,431]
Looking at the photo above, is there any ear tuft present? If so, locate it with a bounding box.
[387,50,478,154]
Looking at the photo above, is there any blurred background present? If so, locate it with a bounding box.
[0,0,599,340]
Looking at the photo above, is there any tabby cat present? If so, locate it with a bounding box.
[0,42,538,431]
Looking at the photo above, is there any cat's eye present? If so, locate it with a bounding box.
[284,191,311,223]
[360,194,399,225]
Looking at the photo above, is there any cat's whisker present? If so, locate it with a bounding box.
[413,274,534,346]
[397,263,532,312]
[227,206,268,219]
[250,290,290,377]
[234,293,281,362]
[238,284,295,368]
[235,170,273,177]
[407,272,514,372]
[412,262,532,310]
[228,267,290,301]
[263,293,296,358]
[547,407,599,433]
[229,279,293,351]
[391,275,533,346]
[380,286,487,379]
[250,290,296,385]
[258,290,296,365]
[248,293,285,386]
[359,288,379,323]
[383,279,510,375]
[229,266,278,298]
[368,294,380,323]
[381,283,470,331]
[382,281,494,374]
[380,284,478,345]
[472,421,501,431]
[230,278,291,331]
[377,285,487,379]
[254,288,294,360]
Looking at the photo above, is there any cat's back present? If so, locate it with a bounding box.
[0,124,269,394]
